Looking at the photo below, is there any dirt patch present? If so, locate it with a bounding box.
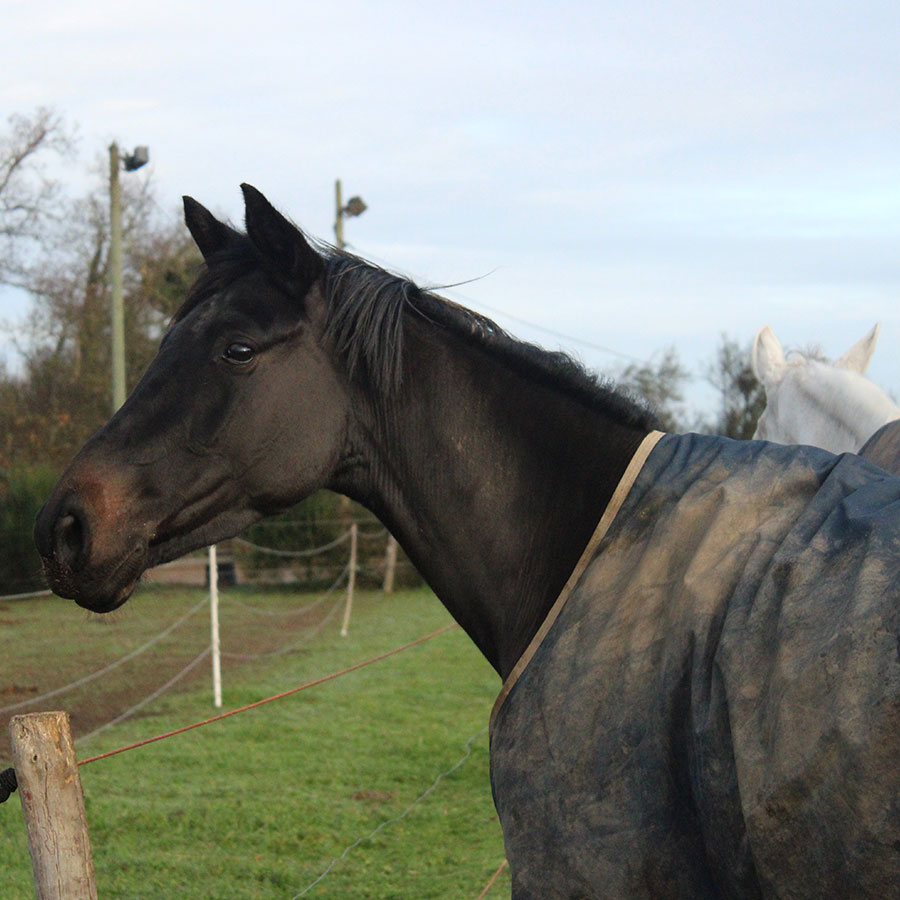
[0,684,37,697]
[351,789,398,804]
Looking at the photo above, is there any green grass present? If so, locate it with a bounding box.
[0,586,511,898]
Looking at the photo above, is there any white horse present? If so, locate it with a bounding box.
[752,323,900,454]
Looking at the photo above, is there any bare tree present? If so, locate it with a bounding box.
[0,108,74,286]
[1,160,200,469]
[703,334,766,439]
[616,346,690,433]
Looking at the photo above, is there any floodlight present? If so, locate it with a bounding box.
[123,146,149,171]
[344,196,367,217]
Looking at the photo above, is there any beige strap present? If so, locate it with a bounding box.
[490,430,665,726]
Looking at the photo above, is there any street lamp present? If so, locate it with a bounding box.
[108,142,149,412]
[334,179,366,250]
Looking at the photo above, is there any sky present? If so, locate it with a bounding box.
[2,0,899,420]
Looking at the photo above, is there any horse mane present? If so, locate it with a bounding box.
[175,236,659,431]
[783,347,828,366]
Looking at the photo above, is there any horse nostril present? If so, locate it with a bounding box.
[54,511,87,571]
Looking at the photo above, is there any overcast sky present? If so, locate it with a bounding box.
[3,0,899,418]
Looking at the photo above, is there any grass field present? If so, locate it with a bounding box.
[0,584,511,898]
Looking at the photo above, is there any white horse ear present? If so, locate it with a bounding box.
[836,324,880,373]
[752,326,786,384]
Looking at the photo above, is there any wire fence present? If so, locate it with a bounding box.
[78,647,212,745]
[2,524,507,898]
[74,624,459,768]
[1,524,384,739]
[0,517,415,604]
[229,520,417,591]
[219,578,348,661]
[233,531,352,558]
[0,588,52,602]
[291,725,489,898]
[0,596,209,716]
[67,622,505,898]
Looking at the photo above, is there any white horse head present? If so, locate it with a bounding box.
[752,324,900,453]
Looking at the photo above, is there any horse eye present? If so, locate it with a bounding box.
[222,342,255,365]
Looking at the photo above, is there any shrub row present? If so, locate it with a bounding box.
[0,466,59,595]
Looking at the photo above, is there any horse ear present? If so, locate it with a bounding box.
[240,183,323,289]
[183,196,240,259]
[752,326,786,384]
[836,323,880,373]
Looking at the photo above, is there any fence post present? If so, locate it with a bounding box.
[340,523,358,637]
[383,534,398,594]
[209,544,222,708]
[9,711,98,900]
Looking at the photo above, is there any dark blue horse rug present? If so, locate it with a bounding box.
[490,431,900,899]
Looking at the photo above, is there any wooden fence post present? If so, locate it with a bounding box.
[9,711,97,900]
[340,523,358,637]
[383,534,398,594]
[209,544,223,708]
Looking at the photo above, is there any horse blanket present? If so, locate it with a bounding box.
[490,431,900,899]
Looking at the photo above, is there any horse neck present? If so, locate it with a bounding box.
[331,318,650,678]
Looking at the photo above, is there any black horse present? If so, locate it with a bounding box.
[35,187,900,899]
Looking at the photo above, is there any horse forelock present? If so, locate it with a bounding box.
[783,347,827,367]
[171,239,261,327]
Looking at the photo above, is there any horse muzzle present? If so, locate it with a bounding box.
[34,472,151,613]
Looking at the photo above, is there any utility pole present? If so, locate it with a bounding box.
[335,179,345,250]
[108,143,126,412]
[108,142,149,413]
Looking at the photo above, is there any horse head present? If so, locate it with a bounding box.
[34,186,352,612]
[752,323,899,452]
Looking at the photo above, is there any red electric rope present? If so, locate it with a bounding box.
[476,859,509,899]
[77,623,459,767]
